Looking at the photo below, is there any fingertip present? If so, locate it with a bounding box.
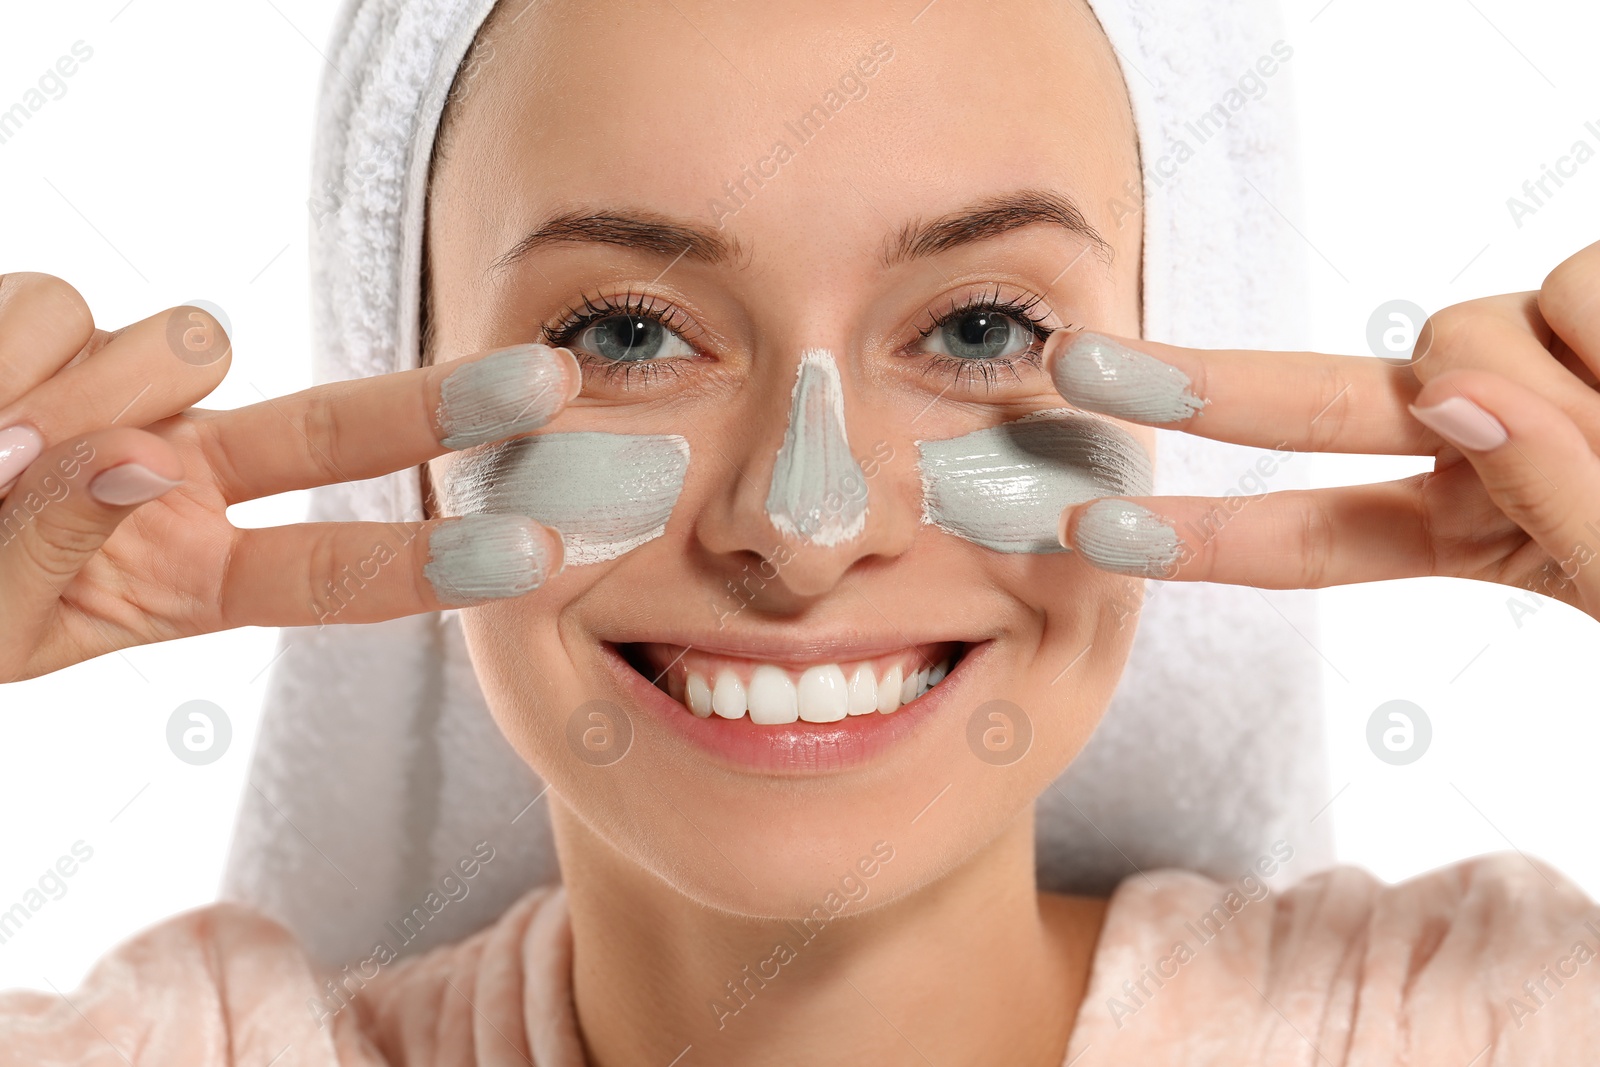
[554,346,583,404]
[1057,502,1078,551]
[87,463,182,507]
[1041,328,1078,385]
[422,513,564,608]
[1409,370,1514,453]
[543,522,568,578]
[1406,397,1508,453]
[1069,497,1183,579]
[436,343,578,450]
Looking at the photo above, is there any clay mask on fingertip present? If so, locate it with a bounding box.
[916,409,1153,554]
[765,349,868,546]
[1051,331,1206,424]
[442,432,690,565]
[423,514,557,605]
[436,344,577,450]
[1070,498,1182,578]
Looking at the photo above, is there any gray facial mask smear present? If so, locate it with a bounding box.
[916,409,1153,554]
[441,431,691,566]
[765,349,869,547]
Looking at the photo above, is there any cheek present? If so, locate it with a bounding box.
[435,432,690,565]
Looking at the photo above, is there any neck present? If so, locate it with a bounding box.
[550,798,1107,1067]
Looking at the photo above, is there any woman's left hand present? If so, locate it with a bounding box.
[1049,238,1600,623]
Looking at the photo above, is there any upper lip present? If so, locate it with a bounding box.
[605,629,983,667]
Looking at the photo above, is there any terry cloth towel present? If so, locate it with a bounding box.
[223,0,1335,967]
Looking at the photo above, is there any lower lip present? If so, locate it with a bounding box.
[597,641,983,776]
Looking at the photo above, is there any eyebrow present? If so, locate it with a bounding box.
[490,210,742,274]
[490,188,1110,275]
[883,189,1111,267]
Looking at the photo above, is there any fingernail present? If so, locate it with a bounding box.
[437,343,579,450]
[0,424,44,486]
[89,463,181,506]
[1069,498,1182,578]
[1407,397,1507,452]
[1048,331,1206,424]
[424,514,558,606]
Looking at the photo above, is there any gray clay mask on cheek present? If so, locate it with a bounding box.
[440,432,691,565]
[915,409,1153,554]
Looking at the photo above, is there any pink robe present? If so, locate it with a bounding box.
[4,853,1595,1065]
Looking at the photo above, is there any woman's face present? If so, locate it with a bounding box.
[425,0,1151,916]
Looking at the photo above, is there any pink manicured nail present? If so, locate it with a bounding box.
[0,424,44,486]
[1407,397,1508,452]
[89,463,181,506]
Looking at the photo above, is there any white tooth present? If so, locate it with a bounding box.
[846,665,878,716]
[928,662,947,687]
[877,665,903,714]
[798,664,849,723]
[686,672,713,718]
[914,667,930,697]
[711,669,747,719]
[747,665,799,725]
[899,666,917,705]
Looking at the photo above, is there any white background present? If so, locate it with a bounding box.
[0,0,1596,992]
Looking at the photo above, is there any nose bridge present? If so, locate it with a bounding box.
[765,348,868,546]
[701,340,917,600]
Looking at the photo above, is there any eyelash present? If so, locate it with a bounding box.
[542,290,698,387]
[540,285,1062,389]
[911,285,1059,389]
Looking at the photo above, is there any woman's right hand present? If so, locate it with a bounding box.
[0,272,579,684]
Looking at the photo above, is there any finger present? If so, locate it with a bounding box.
[1538,239,1600,383]
[0,273,96,409]
[220,514,564,628]
[1407,367,1600,610]
[1057,478,1455,588]
[205,343,580,504]
[0,427,183,645]
[1042,328,1433,456]
[0,305,231,471]
[1412,294,1600,446]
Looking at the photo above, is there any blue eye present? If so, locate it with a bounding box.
[549,293,699,378]
[575,313,695,363]
[925,307,1035,360]
[916,292,1052,362]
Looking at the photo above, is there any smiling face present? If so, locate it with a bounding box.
[424,0,1152,916]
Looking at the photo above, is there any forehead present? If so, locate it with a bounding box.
[434,0,1139,266]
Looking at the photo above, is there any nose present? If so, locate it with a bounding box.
[693,346,919,608]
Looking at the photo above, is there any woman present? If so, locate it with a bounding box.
[1,0,1597,1062]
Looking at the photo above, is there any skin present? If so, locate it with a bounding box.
[422,0,1143,1062]
[0,1,1596,1064]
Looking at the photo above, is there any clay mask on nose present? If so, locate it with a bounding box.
[915,409,1153,554]
[765,349,869,546]
[441,432,691,565]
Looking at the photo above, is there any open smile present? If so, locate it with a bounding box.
[599,638,983,774]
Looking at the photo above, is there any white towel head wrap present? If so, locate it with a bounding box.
[225,0,1334,967]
